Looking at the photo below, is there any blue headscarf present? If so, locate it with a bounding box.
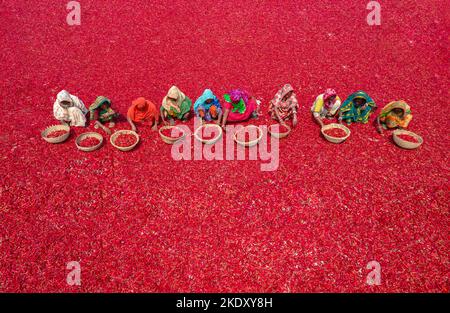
[194,89,221,117]
[340,91,376,124]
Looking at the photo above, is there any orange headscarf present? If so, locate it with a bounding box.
[127,97,159,123]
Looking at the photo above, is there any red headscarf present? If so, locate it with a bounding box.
[127,97,159,123]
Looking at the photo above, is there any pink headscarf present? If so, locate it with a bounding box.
[323,88,337,110]
[229,89,249,105]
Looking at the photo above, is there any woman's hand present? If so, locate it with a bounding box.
[313,114,324,127]
[127,117,137,132]
[95,120,111,135]
[169,103,181,113]
[273,108,282,124]
[292,113,298,127]
[375,116,383,134]
[221,109,230,129]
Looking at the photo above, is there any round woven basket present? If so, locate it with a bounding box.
[110,130,140,152]
[75,132,103,152]
[194,124,223,145]
[321,123,351,144]
[159,125,186,144]
[41,124,70,144]
[234,125,263,147]
[268,124,291,139]
[393,129,423,150]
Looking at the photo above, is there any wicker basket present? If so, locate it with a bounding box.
[159,125,186,144]
[268,124,291,139]
[194,124,223,145]
[75,132,103,152]
[41,124,70,144]
[321,123,351,144]
[234,125,263,147]
[110,130,140,152]
[393,129,423,150]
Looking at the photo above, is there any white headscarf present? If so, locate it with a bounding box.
[53,90,88,127]
[162,86,186,113]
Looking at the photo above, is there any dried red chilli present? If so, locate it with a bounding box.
[78,137,100,147]
[114,134,137,147]
[397,134,419,143]
[200,129,220,140]
[237,128,261,142]
[324,128,347,138]
[270,125,290,133]
[46,130,67,138]
[161,128,183,139]
[1,0,446,294]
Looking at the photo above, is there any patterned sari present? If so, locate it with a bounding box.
[161,86,192,120]
[89,96,118,123]
[223,89,257,122]
[340,91,376,124]
[269,84,299,120]
[311,88,341,118]
[379,100,412,129]
[194,89,222,121]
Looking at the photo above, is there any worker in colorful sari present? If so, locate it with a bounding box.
[53,90,88,127]
[269,84,299,127]
[89,96,118,128]
[127,97,159,131]
[311,88,342,127]
[161,86,192,125]
[220,89,258,127]
[194,89,222,123]
[340,91,377,125]
[376,100,412,134]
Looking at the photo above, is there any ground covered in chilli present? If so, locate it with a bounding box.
[0,0,448,292]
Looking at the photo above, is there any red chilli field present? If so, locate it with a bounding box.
[0,1,448,292]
